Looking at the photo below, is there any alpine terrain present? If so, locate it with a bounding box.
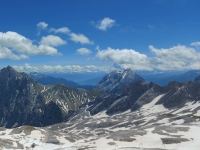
[0,66,200,150]
[95,69,145,93]
[0,66,95,128]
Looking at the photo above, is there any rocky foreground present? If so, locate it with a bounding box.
[0,94,200,150]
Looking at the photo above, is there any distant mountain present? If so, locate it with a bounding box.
[2,67,200,150]
[29,72,80,87]
[47,72,106,85]
[0,66,94,128]
[79,76,104,85]
[178,70,200,82]
[142,70,200,86]
[29,72,94,90]
[95,69,145,93]
[194,75,200,82]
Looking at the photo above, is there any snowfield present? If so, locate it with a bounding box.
[1,94,200,150]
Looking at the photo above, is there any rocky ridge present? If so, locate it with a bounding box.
[0,66,94,128]
[88,80,200,116]
[1,67,200,149]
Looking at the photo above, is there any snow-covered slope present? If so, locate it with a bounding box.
[95,69,145,93]
[1,97,200,150]
[1,67,200,149]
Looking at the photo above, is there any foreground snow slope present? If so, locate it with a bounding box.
[1,94,200,150]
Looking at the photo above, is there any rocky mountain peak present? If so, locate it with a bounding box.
[1,65,17,74]
[0,66,95,128]
[95,69,145,93]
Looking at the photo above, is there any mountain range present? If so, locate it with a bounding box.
[29,72,94,90]
[142,70,200,86]
[0,66,95,128]
[1,66,200,149]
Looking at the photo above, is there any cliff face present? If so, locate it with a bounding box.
[0,66,93,128]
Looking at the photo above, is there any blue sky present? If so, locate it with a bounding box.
[0,0,200,73]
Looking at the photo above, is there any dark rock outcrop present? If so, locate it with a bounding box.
[89,79,200,115]
[0,66,94,128]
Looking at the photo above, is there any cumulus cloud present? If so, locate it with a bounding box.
[96,47,151,70]
[191,41,200,47]
[37,22,48,30]
[0,46,29,60]
[69,33,93,44]
[0,31,62,59]
[36,22,94,45]
[49,27,70,34]
[95,17,116,31]
[13,64,115,73]
[96,45,200,71]
[149,45,200,70]
[76,48,91,55]
[40,35,67,46]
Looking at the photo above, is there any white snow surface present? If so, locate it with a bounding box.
[139,94,168,115]
[1,94,200,149]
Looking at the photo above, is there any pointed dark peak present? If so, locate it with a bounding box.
[0,65,33,81]
[6,65,16,71]
[7,65,12,68]
[0,65,18,74]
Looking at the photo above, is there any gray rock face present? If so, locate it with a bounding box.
[0,66,94,128]
[89,80,200,115]
[95,69,145,93]
[156,81,200,108]
[89,81,160,115]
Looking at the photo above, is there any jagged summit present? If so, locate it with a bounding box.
[0,66,94,128]
[0,65,28,80]
[1,65,17,73]
[95,69,145,93]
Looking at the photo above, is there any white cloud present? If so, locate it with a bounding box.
[96,45,200,71]
[38,45,62,56]
[96,47,151,70]
[13,64,115,73]
[36,22,94,45]
[76,48,91,55]
[96,17,115,31]
[37,22,48,30]
[49,27,70,34]
[191,41,200,47]
[69,33,93,44]
[0,31,62,59]
[149,45,200,70]
[40,35,67,46]
[0,46,29,60]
